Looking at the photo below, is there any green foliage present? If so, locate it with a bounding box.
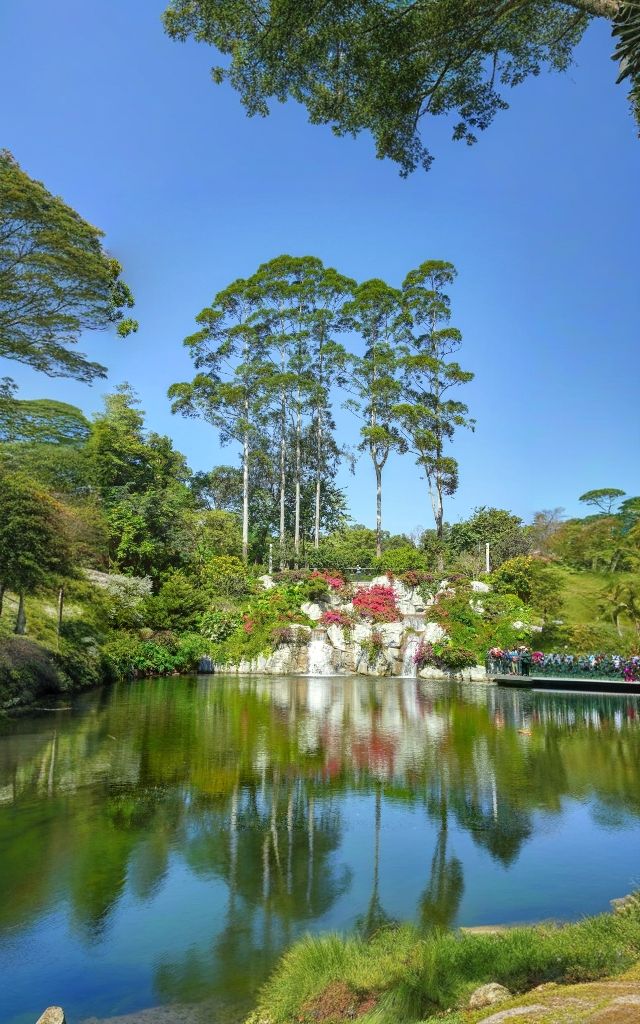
[579,487,626,514]
[142,571,206,631]
[0,472,73,631]
[396,261,473,537]
[0,149,136,385]
[491,556,564,620]
[102,631,206,679]
[201,555,252,599]
[162,1,599,176]
[198,609,242,643]
[448,506,530,568]
[253,899,640,1024]
[375,546,428,574]
[425,588,537,662]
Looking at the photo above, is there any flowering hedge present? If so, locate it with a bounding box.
[353,584,400,623]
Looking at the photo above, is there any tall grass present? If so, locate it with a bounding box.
[251,901,640,1024]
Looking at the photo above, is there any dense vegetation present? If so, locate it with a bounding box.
[1,371,638,705]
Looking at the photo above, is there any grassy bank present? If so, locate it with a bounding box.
[250,897,640,1024]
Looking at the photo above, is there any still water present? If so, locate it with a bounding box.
[1,675,640,1024]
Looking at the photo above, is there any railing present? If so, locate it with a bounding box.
[486,651,639,682]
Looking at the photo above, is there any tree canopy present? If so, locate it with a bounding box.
[163,0,639,176]
[0,150,137,384]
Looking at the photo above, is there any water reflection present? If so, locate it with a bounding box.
[1,676,640,1024]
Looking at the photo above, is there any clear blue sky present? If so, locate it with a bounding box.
[2,0,639,534]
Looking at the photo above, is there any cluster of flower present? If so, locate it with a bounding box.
[352,584,400,623]
[310,569,345,591]
[320,609,353,628]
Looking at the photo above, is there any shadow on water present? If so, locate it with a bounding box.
[1,676,640,1023]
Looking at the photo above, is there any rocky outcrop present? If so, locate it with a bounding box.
[220,575,493,680]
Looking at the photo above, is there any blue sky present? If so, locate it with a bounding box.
[2,0,639,535]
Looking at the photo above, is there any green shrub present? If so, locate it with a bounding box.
[491,556,563,620]
[201,555,252,598]
[375,547,429,574]
[143,570,206,630]
[101,630,207,679]
[199,609,242,642]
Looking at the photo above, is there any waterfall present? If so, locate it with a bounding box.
[307,629,336,676]
[400,634,421,678]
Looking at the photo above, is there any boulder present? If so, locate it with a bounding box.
[258,574,275,590]
[468,983,511,1010]
[301,601,323,621]
[422,622,446,644]
[326,624,348,651]
[377,622,405,648]
[36,1010,65,1024]
[352,622,373,643]
[471,580,491,593]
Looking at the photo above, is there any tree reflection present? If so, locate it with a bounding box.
[1,676,640,1015]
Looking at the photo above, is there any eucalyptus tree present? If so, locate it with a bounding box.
[251,255,315,566]
[163,1,639,177]
[344,279,406,558]
[254,255,351,564]
[168,278,269,562]
[0,150,136,385]
[397,261,473,540]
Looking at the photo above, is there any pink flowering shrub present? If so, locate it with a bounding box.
[320,609,353,628]
[353,584,399,623]
[311,570,345,591]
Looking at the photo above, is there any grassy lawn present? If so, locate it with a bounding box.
[249,899,640,1024]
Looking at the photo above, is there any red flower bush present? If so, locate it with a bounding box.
[353,584,399,623]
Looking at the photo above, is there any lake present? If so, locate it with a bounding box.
[1,675,640,1024]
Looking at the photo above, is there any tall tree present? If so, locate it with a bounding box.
[345,279,406,558]
[0,150,136,384]
[162,1,638,177]
[0,472,72,633]
[579,487,626,514]
[396,261,473,539]
[168,278,268,562]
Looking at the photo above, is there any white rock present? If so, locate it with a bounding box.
[352,622,373,643]
[258,574,275,590]
[377,622,405,648]
[301,601,323,621]
[468,983,511,1010]
[422,622,446,644]
[471,580,491,593]
[327,624,348,651]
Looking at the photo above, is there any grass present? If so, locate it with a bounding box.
[249,898,640,1024]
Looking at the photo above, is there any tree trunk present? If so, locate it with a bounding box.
[294,403,302,567]
[375,461,383,559]
[242,423,250,563]
[279,393,286,569]
[314,406,323,551]
[14,591,26,635]
[57,585,65,636]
